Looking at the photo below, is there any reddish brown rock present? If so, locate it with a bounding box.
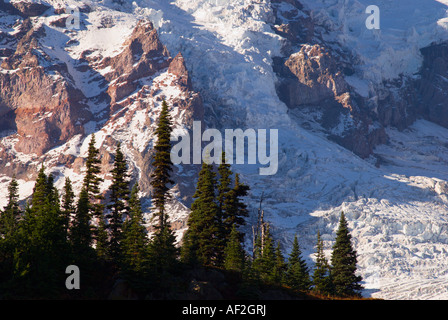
[102,20,172,107]
[282,44,350,108]
[0,23,90,156]
[10,1,50,17]
[168,52,192,90]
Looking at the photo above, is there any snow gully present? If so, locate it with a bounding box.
[171,121,278,175]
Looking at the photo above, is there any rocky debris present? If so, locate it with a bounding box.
[270,1,420,159]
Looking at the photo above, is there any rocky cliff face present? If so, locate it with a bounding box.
[415,42,448,128]
[0,0,446,205]
[0,4,203,225]
[2,0,448,299]
[0,20,90,161]
[269,0,448,160]
[271,1,388,159]
[1,0,447,205]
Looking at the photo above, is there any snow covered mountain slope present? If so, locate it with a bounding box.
[146,0,448,299]
[2,0,448,300]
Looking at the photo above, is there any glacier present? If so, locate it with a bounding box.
[147,0,448,299]
[2,0,448,299]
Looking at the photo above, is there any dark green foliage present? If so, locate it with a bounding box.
[82,134,106,258]
[0,177,21,239]
[217,153,250,243]
[150,100,174,229]
[181,161,221,266]
[216,152,233,264]
[252,223,278,283]
[223,225,246,272]
[273,241,286,284]
[285,235,311,291]
[330,212,363,297]
[222,172,250,247]
[147,99,179,284]
[70,187,93,256]
[16,166,69,297]
[183,152,250,269]
[82,134,104,214]
[312,230,333,295]
[0,128,368,300]
[106,142,130,261]
[0,177,22,289]
[121,183,148,275]
[147,220,179,278]
[61,177,75,239]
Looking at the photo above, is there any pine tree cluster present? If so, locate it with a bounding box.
[0,100,179,299]
[0,100,364,299]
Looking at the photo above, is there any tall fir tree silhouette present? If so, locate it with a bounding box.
[330,212,363,297]
[181,161,220,266]
[0,176,21,240]
[312,230,333,295]
[20,166,69,296]
[285,234,311,291]
[61,177,75,241]
[121,183,148,275]
[82,134,107,258]
[107,142,130,262]
[148,100,178,275]
[150,100,174,229]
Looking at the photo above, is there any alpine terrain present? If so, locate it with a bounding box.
[2,0,448,299]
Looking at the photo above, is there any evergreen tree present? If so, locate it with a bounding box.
[216,152,233,264]
[83,134,104,212]
[61,177,75,240]
[223,225,245,272]
[252,223,277,283]
[0,177,22,288]
[220,172,250,243]
[121,183,148,275]
[285,235,311,292]
[95,218,109,260]
[106,142,130,262]
[273,241,286,284]
[70,187,94,259]
[330,212,363,297]
[150,99,174,229]
[82,134,106,257]
[0,176,21,239]
[216,153,250,265]
[181,161,221,266]
[231,173,250,234]
[312,230,333,295]
[19,166,69,296]
[148,100,179,277]
[147,219,179,277]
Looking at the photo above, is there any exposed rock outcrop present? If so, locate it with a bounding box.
[415,42,448,128]
[10,0,50,17]
[102,20,171,107]
[275,42,387,159]
[0,22,89,157]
